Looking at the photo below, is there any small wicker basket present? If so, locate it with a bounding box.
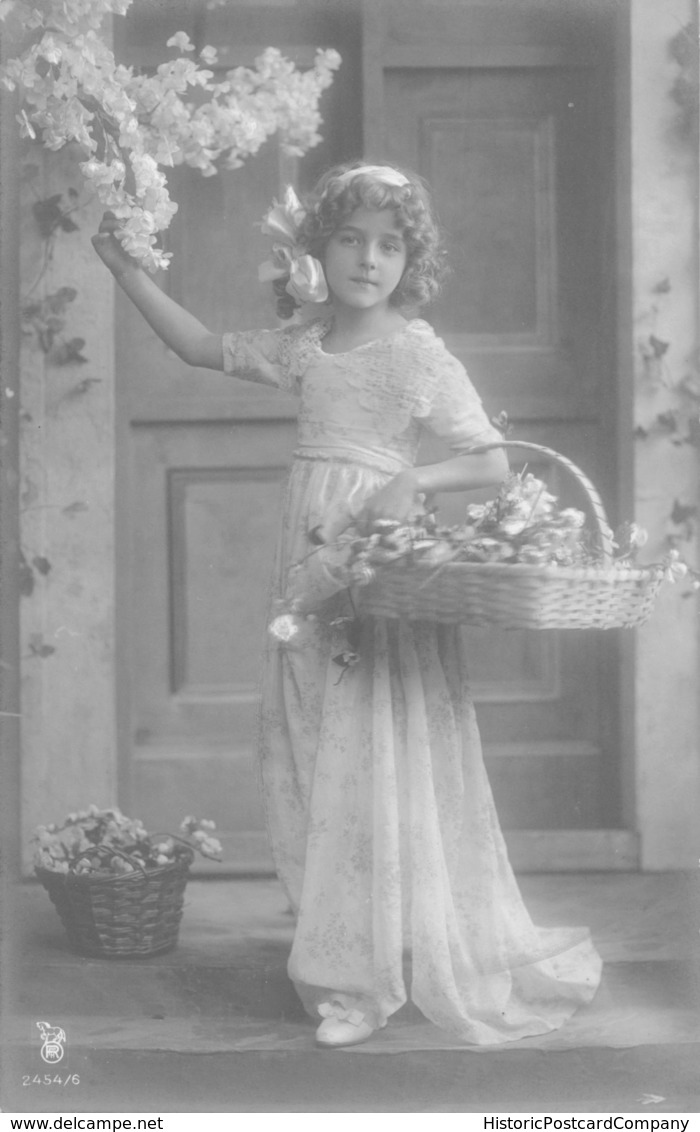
[36,846,194,958]
[356,441,664,630]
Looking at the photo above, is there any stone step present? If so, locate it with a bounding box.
[7,873,700,1057]
[9,878,303,1022]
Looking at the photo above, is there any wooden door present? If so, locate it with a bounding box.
[364,0,634,869]
[117,0,633,872]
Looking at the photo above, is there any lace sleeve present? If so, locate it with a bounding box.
[221,327,294,392]
[221,319,326,394]
[417,340,503,452]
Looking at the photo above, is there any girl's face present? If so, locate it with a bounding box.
[323,207,407,312]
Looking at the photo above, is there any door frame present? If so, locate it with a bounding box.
[612,0,637,842]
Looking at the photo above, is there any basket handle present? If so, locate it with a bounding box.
[465,440,615,564]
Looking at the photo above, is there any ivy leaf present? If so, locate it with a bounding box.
[48,287,78,311]
[32,195,66,238]
[490,410,513,436]
[656,411,678,432]
[669,23,694,68]
[32,197,79,238]
[28,633,56,659]
[670,499,698,526]
[21,299,43,321]
[64,377,102,400]
[50,338,88,365]
[31,555,51,576]
[648,335,670,359]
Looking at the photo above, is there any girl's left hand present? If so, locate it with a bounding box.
[356,471,422,530]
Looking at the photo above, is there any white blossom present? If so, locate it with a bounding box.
[166,31,195,52]
[269,613,300,643]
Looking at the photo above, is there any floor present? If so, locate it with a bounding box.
[1,872,699,1113]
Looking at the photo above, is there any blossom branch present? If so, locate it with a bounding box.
[1,0,341,271]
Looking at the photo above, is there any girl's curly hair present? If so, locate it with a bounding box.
[272,161,447,319]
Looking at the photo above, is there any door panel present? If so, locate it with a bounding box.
[385,66,602,414]
[132,421,295,747]
[426,113,555,340]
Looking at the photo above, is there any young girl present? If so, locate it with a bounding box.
[93,161,602,1049]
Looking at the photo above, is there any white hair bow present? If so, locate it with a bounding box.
[258,186,329,305]
[336,165,409,188]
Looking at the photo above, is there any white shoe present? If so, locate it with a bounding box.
[315,1000,377,1048]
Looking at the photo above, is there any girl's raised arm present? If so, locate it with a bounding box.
[91,213,224,371]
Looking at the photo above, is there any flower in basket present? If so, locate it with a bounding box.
[336,471,594,579]
[33,805,222,877]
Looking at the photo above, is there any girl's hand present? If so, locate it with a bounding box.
[356,472,422,531]
[91,212,140,277]
[312,474,423,544]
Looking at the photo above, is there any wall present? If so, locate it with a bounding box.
[18,143,117,869]
[629,0,700,867]
[1,24,23,881]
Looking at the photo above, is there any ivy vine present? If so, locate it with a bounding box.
[18,154,95,630]
[20,162,89,366]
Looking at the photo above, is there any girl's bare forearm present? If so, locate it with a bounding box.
[113,265,223,370]
[408,449,509,495]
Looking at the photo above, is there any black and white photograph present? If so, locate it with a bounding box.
[0,0,699,1119]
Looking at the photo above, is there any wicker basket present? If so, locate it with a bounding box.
[356,441,664,630]
[36,846,194,958]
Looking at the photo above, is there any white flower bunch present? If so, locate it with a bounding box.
[456,472,587,566]
[1,0,340,271]
[34,805,223,876]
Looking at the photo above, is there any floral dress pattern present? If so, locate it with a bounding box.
[222,317,602,1044]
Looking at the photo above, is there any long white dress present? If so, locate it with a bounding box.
[222,316,602,1044]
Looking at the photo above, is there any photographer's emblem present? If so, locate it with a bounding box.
[37,1021,66,1064]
